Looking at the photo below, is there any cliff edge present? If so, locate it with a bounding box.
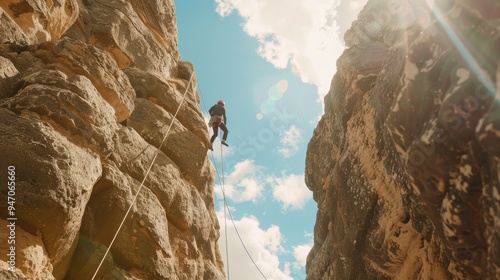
[0,0,224,279]
[306,0,500,279]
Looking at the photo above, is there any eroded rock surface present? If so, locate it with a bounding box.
[306,0,500,279]
[0,1,224,279]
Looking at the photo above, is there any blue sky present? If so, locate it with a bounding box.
[175,1,366,279]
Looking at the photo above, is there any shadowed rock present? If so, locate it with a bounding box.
[306,0,500,279]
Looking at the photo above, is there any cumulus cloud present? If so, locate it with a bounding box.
[278,125,302,158]
[214,160,265,202]
[217,212,293,280]
[269,174,312,210]
[214,0,345,98]
[211,141,235,158]
[293,243,312,268]
[214,160,313,210]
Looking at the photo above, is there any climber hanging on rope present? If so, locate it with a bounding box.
[209,99,229,151]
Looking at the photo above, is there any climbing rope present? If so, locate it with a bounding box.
[199,88,230,278]
[208,146,230,279]
[90,72,194,280]
[217,141,268,280]
[199,88,268,280]
[220,142,230,279]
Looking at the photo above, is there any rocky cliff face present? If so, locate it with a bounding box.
[0,1,224,279]
[306,0,500,279]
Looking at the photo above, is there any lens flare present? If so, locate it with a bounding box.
[268,85,283,101]
[259,79,289,116]
[277,79,288,92]
[431,5,495,96]
[260,99,275,114]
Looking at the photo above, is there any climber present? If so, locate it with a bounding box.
[208,99,229,150]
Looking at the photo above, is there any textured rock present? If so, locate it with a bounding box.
[0,0,224,279]
[0,56,20,99]
[0,108,102,278]
[0,219,53,279]
[1,70,119,155]
[33,38,136,122]
[66,0,180,76]
[0,0,79,43]
[306,0,500,279]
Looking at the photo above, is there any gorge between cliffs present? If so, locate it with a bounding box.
[0,0,499,280]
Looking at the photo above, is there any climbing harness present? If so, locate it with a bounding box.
[210,115,223,127]
[90,72,194,280]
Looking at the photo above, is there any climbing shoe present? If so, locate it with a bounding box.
[221,140,229,147]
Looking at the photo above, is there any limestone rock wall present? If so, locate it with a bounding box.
[0,1,224,279]
[306,0,500,279]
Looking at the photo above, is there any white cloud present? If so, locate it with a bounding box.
[214,0,345,98]
[214,160,265,202]
[278,125,302,158]
[213,161,312,209]
[293,243,312,268]
[237,178,263,201]
[228,160,260,183]
[210,139,235,158]
[217,212,293,280]
[269,174,312,210]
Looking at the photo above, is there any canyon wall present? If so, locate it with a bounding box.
[0,0,225,279]
[306,0,500,279]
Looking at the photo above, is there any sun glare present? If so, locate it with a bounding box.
[349,1,361,10]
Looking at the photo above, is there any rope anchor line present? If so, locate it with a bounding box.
[199,89,268,280]
[207,138,268,280]
[91,72,268,280]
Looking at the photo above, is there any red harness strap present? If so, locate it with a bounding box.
[211,115,223,127]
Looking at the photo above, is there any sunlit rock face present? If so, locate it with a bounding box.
[0,0,79,44]
[0,1,224,279]
[306,0,500,279]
